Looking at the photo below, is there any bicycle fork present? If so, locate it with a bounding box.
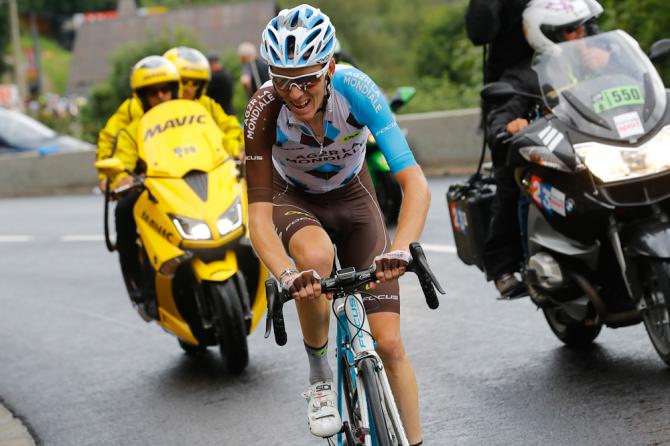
[335,295,409,446]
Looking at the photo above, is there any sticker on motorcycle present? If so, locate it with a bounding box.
[613,111,644,139]
[530,175,567,217]
[592,85,644,113]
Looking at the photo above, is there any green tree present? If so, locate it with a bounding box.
[599,0,670,82]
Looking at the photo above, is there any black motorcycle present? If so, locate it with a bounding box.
[450,31,670,365]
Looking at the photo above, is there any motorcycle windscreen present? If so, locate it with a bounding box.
[532,30,667,142]
[137,99,228,178]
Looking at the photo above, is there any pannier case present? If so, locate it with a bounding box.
[446,180,496,272]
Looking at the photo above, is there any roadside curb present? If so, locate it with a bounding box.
[0,402,36,446]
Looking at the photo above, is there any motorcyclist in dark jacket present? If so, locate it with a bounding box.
[465,0,532,85]
[485,0,604,297]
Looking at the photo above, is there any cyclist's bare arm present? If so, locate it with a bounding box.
[249,202,294,279]
[391,166,431,253]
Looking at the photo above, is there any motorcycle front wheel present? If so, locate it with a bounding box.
[639,260,670,365]
[206,279,249,374]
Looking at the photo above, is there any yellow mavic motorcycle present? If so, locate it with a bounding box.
[96,99,267,374]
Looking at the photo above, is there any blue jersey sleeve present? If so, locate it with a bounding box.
[333,67,417,173]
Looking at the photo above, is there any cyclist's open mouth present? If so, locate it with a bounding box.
[291,98,311,110]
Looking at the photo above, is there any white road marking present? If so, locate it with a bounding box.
[60,235,105,242]
[422,243,457,254]
[0,235,35,242]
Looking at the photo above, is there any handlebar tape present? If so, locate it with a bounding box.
[409,242,445,310]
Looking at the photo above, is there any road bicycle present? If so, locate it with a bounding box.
[265,242,444,445]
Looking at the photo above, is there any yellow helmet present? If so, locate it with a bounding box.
[163,47,211,82]
[130,55,180,91]
[130,55,180,111]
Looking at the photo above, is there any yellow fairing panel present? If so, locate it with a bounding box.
[138,100,227,178]
[250,262,270,332]
[134,191,183,271]
[155,274,198,345]
[191,252,238,283]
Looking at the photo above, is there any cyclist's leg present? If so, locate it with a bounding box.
[334,167,422,444]
[273,203,334,352]
[272,196,341,437]
[368,312,421,444]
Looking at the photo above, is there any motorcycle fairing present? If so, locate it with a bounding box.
[133,172,245,274]
[155,274,199,345]
[138,100,228,178]
[191,252,238,283]
[527,205,600,270]
[623,220,670,259]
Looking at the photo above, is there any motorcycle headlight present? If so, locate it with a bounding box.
[217,197,243,237]
[575,126,670,183]
[171,215,212,240]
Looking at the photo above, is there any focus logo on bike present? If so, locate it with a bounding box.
[613,112,644,139]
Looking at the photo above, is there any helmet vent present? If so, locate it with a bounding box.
[286,36,296,60]
[289,11,300,28]
[184,170,208,202]
[304,29,319,47]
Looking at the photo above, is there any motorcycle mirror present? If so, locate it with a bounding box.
[650,39,670,63]
[94,157,125,176]
[481,82,542,102]
[397,86,416,103]
[389,86,416,113]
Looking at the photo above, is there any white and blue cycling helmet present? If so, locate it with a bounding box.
[260,4,336,68]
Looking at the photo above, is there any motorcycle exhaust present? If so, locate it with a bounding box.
[568,271,641,328]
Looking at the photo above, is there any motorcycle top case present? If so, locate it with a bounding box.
[446,179,496,272]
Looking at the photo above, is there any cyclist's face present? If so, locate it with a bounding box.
[271,59,335,123]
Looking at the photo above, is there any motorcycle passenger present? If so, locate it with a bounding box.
[244,5,430,445]
[485,0,603,297]
[95,90,144,194]
[98,55,180,309]
[163,46,244,159]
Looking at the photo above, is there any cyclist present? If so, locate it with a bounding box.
[485,0,604,300]
[95,55,180,309]
[163,46,244,158]
[244,5,429,445]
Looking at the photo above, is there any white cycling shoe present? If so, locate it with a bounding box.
[303,380,342,438]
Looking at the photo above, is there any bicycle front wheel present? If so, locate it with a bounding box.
[359,358,393,446]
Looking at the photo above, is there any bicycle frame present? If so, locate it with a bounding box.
[334,292,408,446]
[264,242,444,445]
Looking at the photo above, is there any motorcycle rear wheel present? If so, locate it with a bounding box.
[207,279,249,374]
[640,260,670,365]
[542,307,602,348]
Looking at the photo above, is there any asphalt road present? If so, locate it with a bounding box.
[1,177,670,446]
